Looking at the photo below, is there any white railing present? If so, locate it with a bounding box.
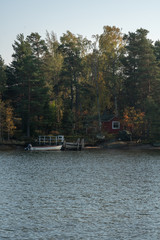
[38,135,64,145]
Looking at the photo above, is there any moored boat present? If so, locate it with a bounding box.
[25,135,64,151]
[25,144,62,151]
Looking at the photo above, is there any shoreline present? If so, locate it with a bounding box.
[86,141,160,150]
[0,141,160,151]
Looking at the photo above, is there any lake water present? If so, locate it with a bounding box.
[0,148,160,239]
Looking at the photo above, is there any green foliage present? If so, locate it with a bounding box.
[0,56,7,96]
[122,29,158,110]
[1,26,160,141]
[9,33,50,137]
[145,97,160,140]
[99,26,125,114]
[61,108,74,135]
[118,130,132,141]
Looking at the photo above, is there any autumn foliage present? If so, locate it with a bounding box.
[123,107,145,139]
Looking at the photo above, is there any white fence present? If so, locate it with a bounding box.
[38,135,64,145]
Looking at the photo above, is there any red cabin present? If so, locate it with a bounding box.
[102,116,123,134]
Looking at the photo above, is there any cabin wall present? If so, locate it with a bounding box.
[102,117,123,134]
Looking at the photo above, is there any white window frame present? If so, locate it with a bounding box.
[112,121,120,130]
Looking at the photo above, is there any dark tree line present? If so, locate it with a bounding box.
[1,26,160,141]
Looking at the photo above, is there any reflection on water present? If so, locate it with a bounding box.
[0,149,160,239]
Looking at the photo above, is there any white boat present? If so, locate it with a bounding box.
[25,144,62,151]
[25,135,64,151]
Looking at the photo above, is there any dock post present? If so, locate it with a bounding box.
[62,140,66,150]
[81,139,84,150]
[77,138,80,150]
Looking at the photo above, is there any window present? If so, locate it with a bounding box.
[112,121,120,129]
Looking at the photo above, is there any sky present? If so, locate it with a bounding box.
[1,0,160,65]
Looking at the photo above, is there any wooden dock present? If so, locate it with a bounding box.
[61,138,84,151]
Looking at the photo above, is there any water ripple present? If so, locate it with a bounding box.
[0,149,160,239]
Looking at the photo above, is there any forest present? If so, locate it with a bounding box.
[1,26,160,143]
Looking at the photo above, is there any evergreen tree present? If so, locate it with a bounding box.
[59,31,83,131]
[0,55,7,97]
[123,29,158,110]
[10,33,49,137]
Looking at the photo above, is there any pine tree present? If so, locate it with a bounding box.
[10,33,49,137]
[123,29,158,110]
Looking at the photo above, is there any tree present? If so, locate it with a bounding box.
[123,107,145,139]
[123,29,158,110]
[44,31,64,125]
[0,99,5,140]
[59,31,84,131]
[10,33,49,137]
[26,32,48,59]
[0,56,7,139]
[145,96,160,140]
[0,56,7,97]
[44,31,63,89]
[4,102,16,140]
[99,26,125,115]
[0,99,16,141]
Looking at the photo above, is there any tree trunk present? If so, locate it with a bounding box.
[27,80,31,137]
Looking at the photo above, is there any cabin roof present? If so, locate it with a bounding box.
[101,112,116,122]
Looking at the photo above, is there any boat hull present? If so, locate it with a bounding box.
[27,145,62,151]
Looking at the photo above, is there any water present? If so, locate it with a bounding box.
[0,148,160,239]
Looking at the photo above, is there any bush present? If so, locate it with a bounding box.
[118,130,132,141]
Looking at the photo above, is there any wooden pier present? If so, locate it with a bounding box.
[61,138,84,151]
